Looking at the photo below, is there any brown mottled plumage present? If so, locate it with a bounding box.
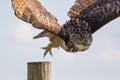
[68,0,97,18]
[11,0,120,57]
[12,0,61,34]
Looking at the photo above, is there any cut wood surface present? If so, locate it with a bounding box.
[27,62,51,80]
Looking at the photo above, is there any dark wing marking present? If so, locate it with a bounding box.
[12,0,61,34]
[79,0,120,33]
[68,0,97,18]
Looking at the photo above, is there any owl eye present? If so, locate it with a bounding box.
[80,36,84,40]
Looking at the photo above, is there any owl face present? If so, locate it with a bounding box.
[61,33,93,52]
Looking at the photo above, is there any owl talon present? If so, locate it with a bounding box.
[42,47,53,57]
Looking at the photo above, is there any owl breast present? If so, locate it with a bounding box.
[60,34,93,52]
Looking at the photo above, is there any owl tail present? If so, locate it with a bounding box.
[33,30,55,39]
[33,31,48,39]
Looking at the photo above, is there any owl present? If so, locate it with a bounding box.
[12,0,120,57]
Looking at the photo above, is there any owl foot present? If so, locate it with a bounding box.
[34,31,60,57]
[42,46,53,57]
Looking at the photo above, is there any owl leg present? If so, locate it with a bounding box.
[33,31,60,57]
[42,43,59,57]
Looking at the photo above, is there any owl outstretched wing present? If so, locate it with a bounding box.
[68,0,120,33]
[12,0,61,35]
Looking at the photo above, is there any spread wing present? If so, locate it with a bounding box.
[68,0,96,18]
[12,0,61,35]
[68,0,120,33]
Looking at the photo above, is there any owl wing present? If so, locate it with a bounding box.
[68,0,96,18]
[12,0,61,35]
[68,0,120,33]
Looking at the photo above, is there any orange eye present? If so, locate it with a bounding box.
[80,36,84,40]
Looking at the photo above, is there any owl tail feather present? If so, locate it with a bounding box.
[33,31,48,39]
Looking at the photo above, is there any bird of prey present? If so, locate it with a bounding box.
[12,0,120,57]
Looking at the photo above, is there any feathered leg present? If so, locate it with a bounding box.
[33,31,60,57]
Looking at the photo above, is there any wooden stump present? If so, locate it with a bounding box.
[27,62,51,80]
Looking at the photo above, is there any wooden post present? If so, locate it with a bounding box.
[27,62,51,80]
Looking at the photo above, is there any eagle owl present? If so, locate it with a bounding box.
[12,0,120,57]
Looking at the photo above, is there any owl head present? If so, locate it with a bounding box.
[60,19,93,52]
[60,31,93,52]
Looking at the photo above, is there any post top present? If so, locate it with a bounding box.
[28,61,52,64]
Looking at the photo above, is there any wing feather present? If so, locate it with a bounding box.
[79,0,120,33]
[12,0,61,34]
[68,0,97,18]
